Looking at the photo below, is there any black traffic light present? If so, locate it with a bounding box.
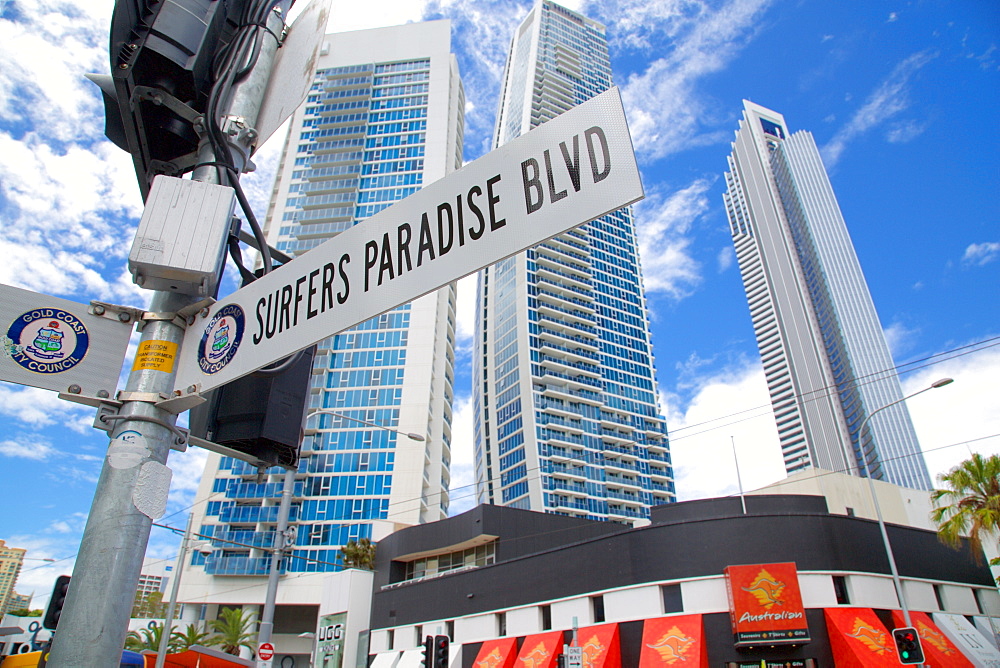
[421,635,433,666]
[892,626,925,664]
[433,635,449,668]
[189,344,314,469]
[98,0,248,198]
[42,575,72,630]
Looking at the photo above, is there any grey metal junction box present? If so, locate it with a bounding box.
[129,175,236,296]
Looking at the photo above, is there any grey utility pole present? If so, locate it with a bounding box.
[46,5,288,666]
[256,469,297,657]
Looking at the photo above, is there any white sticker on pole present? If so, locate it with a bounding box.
[176,86,644,394]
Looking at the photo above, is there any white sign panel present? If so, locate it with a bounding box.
[0,283,132,396]
[934,612,1000,667]
[177,87,643,393]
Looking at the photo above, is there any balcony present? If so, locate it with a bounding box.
[219,504,300,525]
[204,555,281,577]
[541,384,602,406]
[540,355,601,380]
[538,327,600,353]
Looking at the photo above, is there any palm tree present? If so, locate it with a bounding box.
[171,624,217,651]
[931,453,1000,565]
[209,607,257,656]
[340,538,376,570]
[125,624,171,652]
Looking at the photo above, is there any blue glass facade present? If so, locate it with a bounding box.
[474,1,674,522]
[194,24,463,577]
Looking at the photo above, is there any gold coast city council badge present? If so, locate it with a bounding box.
[3,308,89,374]
[197,304,245,374]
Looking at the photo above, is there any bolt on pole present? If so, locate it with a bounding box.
[46,5,287,665]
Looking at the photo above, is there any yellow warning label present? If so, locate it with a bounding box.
[132,340,178,373]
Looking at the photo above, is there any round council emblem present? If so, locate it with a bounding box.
[3,308,89,374]
[197,304,245,374]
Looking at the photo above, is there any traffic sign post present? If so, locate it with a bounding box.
[46,2,297,664]
[176,86,643,394]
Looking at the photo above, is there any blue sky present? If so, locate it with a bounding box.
[1,0,997,605]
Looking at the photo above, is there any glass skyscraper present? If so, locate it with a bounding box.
[177,21,464,658]
[724,100,932,490]
[473,1,675,522]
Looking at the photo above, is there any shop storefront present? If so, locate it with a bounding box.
[366,496,1000,666]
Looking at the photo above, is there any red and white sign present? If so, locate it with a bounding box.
[258,642,274,660]
[724,562,810,646]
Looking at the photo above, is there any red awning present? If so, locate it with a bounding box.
[516,631,565,668]
[891,610,975,667]
[824,607,901,668]
[574,623,621,668]
[472,637,519,668]
[141,645,255,667]
[639,615,708,667]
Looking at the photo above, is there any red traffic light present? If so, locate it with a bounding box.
[892,626,925,664]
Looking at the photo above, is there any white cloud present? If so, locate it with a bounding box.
[665,340,1000,503]
[716,245,734,272]
[0,435,60,460]
[447,394,477,515]
[455,273,478,345]
[166,446,210,510]
[635,178,711,299]
[962,241,1000,267]
[618,0,774,161]
[885,119,927,144]
[822,50,936,167]
[664,358,785,501]
[902,343,1000,486]
[0,385,93,432]
[883,321,919,358]
[0,0,108,141]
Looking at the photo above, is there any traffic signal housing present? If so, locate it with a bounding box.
[42,575,72,630]
[433,635,449,668]
[892,626,925,664]
[189,345,314,469]
[421,635,433,666]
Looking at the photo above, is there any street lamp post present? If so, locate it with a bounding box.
[254,408,425,666]
[155,514,212,668]
[857,377,953,627]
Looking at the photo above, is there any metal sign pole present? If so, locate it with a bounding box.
[46,5,287,664]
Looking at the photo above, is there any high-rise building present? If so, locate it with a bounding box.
[473,0,674,522]
[723,100,932,490]
[177,21,464,663]
[0,539,26,615]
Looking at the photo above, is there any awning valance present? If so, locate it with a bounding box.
[824,607,901,667]
[515,631,564,668]
[574,623,620,668]
[639,615,708,667]
[472,637,518,668]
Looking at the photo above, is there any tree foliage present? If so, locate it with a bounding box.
[209,606,257,655]
[340,538,376,570]
[131,589,167,618]
[171,623,217,651]
[8,608,42,617]
[125,624,171,652]
[931,453,1000,565]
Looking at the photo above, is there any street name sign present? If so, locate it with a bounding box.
[0,283,132,397]
[176,86,644,394]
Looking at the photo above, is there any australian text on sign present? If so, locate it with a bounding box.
[176,86,643,394]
